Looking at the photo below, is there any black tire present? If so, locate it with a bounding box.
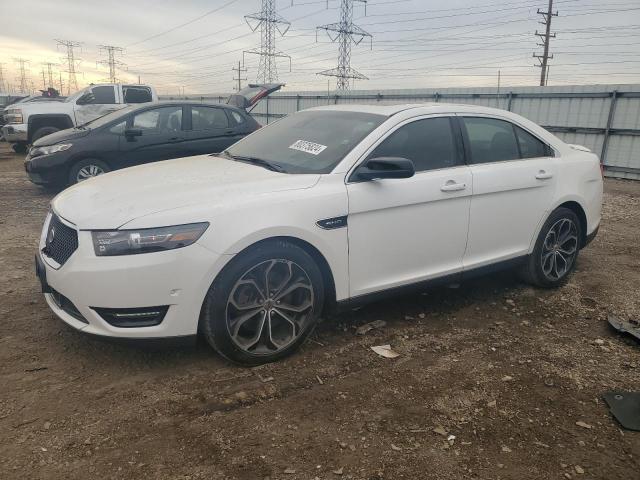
[12,143,28,154]
[68,159,111,185]
[520,207,582,288]
[32,126,60,142]
[201,239,325,366]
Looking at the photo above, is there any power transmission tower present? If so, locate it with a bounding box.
[13,58,29,94]
[40,67,47,89]
[42,62,58,88]
[56,39,82,94]
[98,45,126,83]
[317,0,372,91]
[233,60,248,91]
[0,63,6,93]
[533,0,557,86]
[244,0,291,83]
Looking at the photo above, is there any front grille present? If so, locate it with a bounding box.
[50,288,88,324]
[42,214,78,266]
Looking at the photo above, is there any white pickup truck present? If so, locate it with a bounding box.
[2,83,157,153]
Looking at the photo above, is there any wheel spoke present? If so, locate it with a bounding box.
[276,298,313,313]
[230,308,266,349]
[275,281,312,301]
[268,309,297,350]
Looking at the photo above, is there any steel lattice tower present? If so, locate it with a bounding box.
[0,63,6,93]
[98,45,125,83]
[56,39,81,94]
[42,62,58,88]
[244,0,291,83]
[13,58,29,94]
[317,0,371,91]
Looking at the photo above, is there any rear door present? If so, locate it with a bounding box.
[184,105,242,155]
[460,115,558,269]
[118,105,188,166]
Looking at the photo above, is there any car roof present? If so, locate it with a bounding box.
[128,100,238,111]
[309,102,514,117]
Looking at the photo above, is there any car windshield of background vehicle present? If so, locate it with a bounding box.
[78,106,134,129]
[225,110,386,174]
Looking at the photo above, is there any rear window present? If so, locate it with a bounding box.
[123,86,153,104]
[226,110,386,174]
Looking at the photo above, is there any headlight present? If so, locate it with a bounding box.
[91,223,209,256]
[6,109,23,124]
[30,143,72,158]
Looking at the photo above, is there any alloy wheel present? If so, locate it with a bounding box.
[541,218,578,281]
[76,164,105,182]
[225,259,315,355]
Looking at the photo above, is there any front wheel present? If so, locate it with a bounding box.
[520,207,582,288]
[68,159,111,185]
[200,240,325,365]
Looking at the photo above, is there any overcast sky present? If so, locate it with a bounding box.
[1,0,639,95]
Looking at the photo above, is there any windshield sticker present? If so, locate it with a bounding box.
[289,140,328,156]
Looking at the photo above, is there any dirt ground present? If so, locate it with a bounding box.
[0,141,639,480]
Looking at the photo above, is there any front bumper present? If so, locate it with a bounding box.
[25,153,68,186]
[37,213,232,339]
[1,123,28,143]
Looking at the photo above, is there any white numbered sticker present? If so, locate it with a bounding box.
[289,139,328,156]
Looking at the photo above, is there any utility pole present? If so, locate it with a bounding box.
[317,0,372,91]
[41,67,46,89]
[244,0,291,83]
[232,60,248,91]
[98,45,125,83]
[533,0,557,87]
[13,58,29,94]
[59,71,64,94]
[56,39,82,94]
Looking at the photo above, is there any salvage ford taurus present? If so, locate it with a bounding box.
[36,104,603,365]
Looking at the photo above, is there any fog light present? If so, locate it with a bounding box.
[92,306,169,328]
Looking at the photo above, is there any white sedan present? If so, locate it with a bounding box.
[36,103,603,365]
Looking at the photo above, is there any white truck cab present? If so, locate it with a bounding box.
[2,84,157,152]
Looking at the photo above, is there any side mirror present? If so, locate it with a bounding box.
[352,157,415,182]
[124,128,143,140]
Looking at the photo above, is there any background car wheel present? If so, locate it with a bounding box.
[520,207,582,288]
[201,239,325,366]
[12,143,28,154]
[31,126,60,143]
[68,159,111,185]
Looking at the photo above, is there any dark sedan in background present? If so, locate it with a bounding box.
[25,101,259,186]
[24,84,283,186]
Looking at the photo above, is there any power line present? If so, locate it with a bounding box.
[56,39,82,94]
[317,0,372,91]
[98,45,125,83]
[244,0,291,83]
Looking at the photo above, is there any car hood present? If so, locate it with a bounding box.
[51,155,321,230]
[33,127,92,146]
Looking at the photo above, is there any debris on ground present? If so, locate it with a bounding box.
[603,391,640,431]
[370,344,400,358]
[608,314,640,342]
[356,319,387,335]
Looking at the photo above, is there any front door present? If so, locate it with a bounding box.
[74,85,125,125]
[459,115,558,269]
[347,116,472,298]
[119,105,187,167]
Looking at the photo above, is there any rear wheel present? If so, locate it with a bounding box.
[32,126,60,142]
[520,207,582,288]
[201,240,324,365]
[12,143,28,154]
[68,159,110,185]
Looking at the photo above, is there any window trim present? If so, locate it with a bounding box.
[457,114,555,166]
[346,113,464,184]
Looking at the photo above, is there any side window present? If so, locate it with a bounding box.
[515,125,549,158]
[90,86,116,104]
[123,86,153,104]
[191,106,229,130]
[132,106,182,133]
[368,117,459,172]
[462,117,520,164]
[109,120,126,134]
[230,110,245,125]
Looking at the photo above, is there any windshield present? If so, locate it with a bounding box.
[225,110,386,174]
[78,106,134,129]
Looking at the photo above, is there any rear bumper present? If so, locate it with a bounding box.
[1,123,28,143]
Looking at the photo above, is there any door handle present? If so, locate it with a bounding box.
[536,170,553,180]
[441,180,466,192]
[224,129,234,135]
[168,137,181,142]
